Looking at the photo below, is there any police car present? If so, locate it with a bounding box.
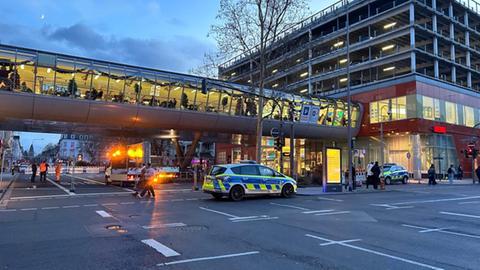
[202,162,297,201]
[382,164,409,185]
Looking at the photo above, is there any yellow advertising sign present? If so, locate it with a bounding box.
[326,148,341,184]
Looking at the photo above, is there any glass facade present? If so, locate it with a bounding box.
[370,94,479,129]
[0,45,360,128]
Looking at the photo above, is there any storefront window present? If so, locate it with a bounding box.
[464,105,474,127]
[36,53,56,95]
[445,101,457,124]
[379,99,390,122]
[395,96,407,120]
[56,58,76,97]
[16,51,36,93]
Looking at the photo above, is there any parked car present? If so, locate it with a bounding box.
[382,165,409,184]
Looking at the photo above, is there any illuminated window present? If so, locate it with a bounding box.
[396,96,407,120]
[370,101,379,123]
[379,99,390,122]
[464,105,474,127]
[445,101,457,124]
[422,96,434,120]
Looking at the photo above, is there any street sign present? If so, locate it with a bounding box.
[270,128,280,138]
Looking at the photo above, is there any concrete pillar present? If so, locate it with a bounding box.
[433,37,438,55]
[452,65,457,82]
[466,31,470,47]
[434,60,440,78]
[432,0,436,10]
[411,51,417,73]
[449,2,453,18]
[433,15,438,32]
[450,23,455,40]
[465,11,469,27]
[409,3,415,24]
[451,44,455,61]
[468,72,472,88]
[467,50,471,67]
[411,134,422,180]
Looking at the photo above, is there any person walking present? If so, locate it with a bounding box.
[428,164,437,185]
[371,161,381,190]
[366,162,374,189]
[31,163,37,183]
[140,163,156,198]
[475,166,480,184]
[55,162,62,183]
[39,161,48,183]
[104,163,112,185]
[457,165,463,180]
[447,165,455,184]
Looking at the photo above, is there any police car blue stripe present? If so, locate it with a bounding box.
[253,184,260,190]
[266,185,272,190]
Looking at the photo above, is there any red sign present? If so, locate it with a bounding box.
[433,125,447,134]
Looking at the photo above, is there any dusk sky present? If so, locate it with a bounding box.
[3,0,333,153]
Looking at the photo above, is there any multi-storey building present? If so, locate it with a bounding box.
[221,0,480,178]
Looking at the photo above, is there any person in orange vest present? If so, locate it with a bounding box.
[39,161,48,183]
[55,162,62,183]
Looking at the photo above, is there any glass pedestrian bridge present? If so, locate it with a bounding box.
[0,44,362,138]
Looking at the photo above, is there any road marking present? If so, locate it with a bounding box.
[229,216,262,220]
[69,175,104,185]
[0,209,17,212]
[157,251,259,267]
[186,198,199,201]
[302,210,335,214]
[83,204,98,207]
[320,239,362,246]
[440,211,480,219]
[317,197,343,202]
[20,208,37,211]
[62,205,80,208]
[160,189,192,193]
[46,178,75,195]
[142,223,187,229]
[96,210,113,218]
[305,234,443,270]
[230,216,278,222]
[171,199,184,202]
[120,202,135,205]
[102,203,118,206]
[270,202,310,211]
[199,207,239,218]
[371,204,414,210]
[42,206,60,210]
[141,239,180,257]
[458,200,480,205]
[385,195,480,206]
[315,211,350,216]
[9,194,70,200]
[402,224,480,239]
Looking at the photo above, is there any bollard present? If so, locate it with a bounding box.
[193,166,199,191]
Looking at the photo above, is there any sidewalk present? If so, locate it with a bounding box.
[0,173,17,201]
[297,179,478,196]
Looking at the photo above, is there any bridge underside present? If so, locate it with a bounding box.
[0,91,359,140]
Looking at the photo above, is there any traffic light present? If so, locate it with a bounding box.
[465,144,477,158]
[274,137,284,151]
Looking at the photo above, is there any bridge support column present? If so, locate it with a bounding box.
[180,132,202,170]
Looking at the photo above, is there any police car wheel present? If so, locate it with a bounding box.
[281,184,294,198]
[385,177,391,185]
[402,176,408,184]
[229,186,244,201]
[212,193,223,200]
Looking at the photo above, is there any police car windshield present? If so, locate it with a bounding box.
[209,166,226,176]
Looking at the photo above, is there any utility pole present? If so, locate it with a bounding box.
[346,0,353,191]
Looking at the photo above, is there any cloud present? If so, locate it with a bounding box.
[0,22,214,73]
[166,17,187,27]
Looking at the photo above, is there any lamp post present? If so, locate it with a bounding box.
[346,0,353,191]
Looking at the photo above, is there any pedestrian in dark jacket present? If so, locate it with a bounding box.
[371,162,381,190]
[31,163,37,183]
[428,164,436,185]
[475,166,480,184]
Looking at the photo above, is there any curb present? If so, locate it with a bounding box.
[296,189,396,196]
[0,174,18,203]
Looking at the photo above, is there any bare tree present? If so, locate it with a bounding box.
[189,52,223,79]
[210,0,309,162]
